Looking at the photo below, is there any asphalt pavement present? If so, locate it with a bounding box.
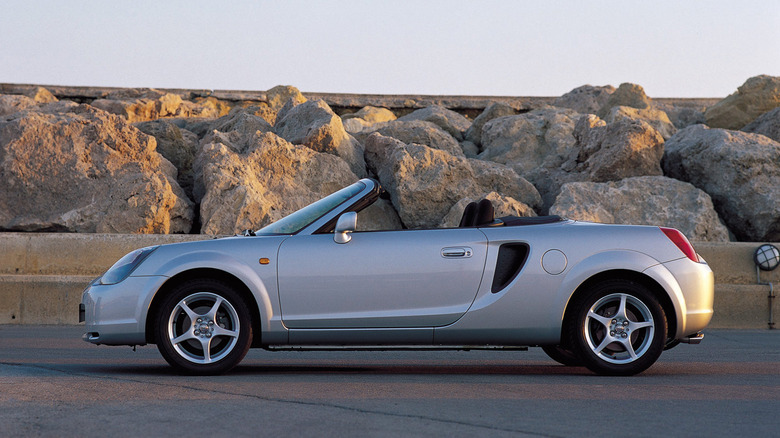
[0,326,778,437]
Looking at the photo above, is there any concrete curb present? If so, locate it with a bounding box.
[0,233,778,329]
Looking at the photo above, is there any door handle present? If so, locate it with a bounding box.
[441,247,473,258]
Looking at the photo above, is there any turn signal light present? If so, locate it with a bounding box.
[660,228,699,262]
[259,258,270,265]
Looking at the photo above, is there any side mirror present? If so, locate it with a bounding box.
[334,212,357,244]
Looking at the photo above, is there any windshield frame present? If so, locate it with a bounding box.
[255,179,377,236]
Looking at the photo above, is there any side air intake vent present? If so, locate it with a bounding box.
[491,243,529,293]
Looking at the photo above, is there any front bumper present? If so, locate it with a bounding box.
[81,275,168,346]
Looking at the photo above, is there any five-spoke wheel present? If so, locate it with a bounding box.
[567,279,666,376]
[155,279,252,375]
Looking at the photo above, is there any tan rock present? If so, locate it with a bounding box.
[0,94,38,116]
[356,120,464,157]
[705,75,780,130]
[550,176,730,242]
[478,107,580,174]
[397,105,472,140]
[0,104,193,233]
[342,106,397,124]
[273,99,366,177]
[605,105,677,140]
[663,124,780,241]
[464,102,517,146]
[364,133,540,229]
[554,85,615,115]
[597,83,652,118]
[266,85,307,110]
[194,131,359,235]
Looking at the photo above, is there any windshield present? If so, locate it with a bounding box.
[255,181,366,235]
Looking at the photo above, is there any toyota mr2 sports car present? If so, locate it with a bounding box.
[80,178,714,376]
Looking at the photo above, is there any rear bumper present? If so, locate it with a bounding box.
[651,257,714,339]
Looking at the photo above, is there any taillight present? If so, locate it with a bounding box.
[660,227,698,262]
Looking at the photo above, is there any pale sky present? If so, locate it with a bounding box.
[1,0,778,98]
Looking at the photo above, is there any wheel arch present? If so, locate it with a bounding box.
[560,269,677,345]
[145,268,264,347]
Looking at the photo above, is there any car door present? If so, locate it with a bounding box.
[277,228,488,329]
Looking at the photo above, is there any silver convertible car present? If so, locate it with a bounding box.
[80,178,714,376]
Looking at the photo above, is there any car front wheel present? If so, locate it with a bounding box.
[567,279,666,376]
[154,279,252,375]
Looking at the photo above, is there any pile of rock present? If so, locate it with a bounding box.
[1,76,779,241]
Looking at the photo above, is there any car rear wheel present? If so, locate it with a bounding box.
[154,279,252,375]
[567,279,666,376]
[541,345,582,366]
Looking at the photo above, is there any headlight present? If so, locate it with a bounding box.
[99,246,158,285]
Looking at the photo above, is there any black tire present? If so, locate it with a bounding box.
[154,279,253,375]
[541,345,582,366]
[566,279,667,376]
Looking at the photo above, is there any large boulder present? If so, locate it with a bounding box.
[742,106,780,143]
[364,133,540,229]
[194,131,359,235]
[478,107,580,175]
[0,94,39,116]
[597,83,652,118]
[550,176,730,242]
[355,120,464,157]
[0,104,193,233]
[265,85,307,111]
[342,106,398,134]
[705,75,780,130]
[663,124,780,241]
[604,105,677,140]
[397,105,472,140]
[134,120,199,199]
[463,102,517,146]
[553,85,615,115]
[273,99,366,177]
[342,106,397,124]
[571,115,664,182]
[525,114,664,211]
[440,192,536,228]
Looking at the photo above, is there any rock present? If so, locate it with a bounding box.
[463,102,517,146]
[663,124,780,241]
[364,133,540,229]
[604,105,677,140]
[440,192,536,228]
[521,114,664,212]
[597,83,652,118]
[342,106,397,124]
[0,94,38,116]
[342,118,369,133]
[553,85,615,114]
[190,96,232,118]
[25,87,58,103]
[134,120,199,199]
[357,199,403,231]
[266,85,307,110]
[397,105,472,140]
[550,176,730,242]
[194,131,358,235]
[460,140,479,158]
[0,104,193,233]
[655,102,707,129]
[705,75,780,130]
[478,107,580,174]
[91,90,193,123]
[356,120,464,157]
[273,99,366,177]
[571,115,664,182]
[742,106,780,142]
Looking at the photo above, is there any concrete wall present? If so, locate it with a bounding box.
[0,233,777,328]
